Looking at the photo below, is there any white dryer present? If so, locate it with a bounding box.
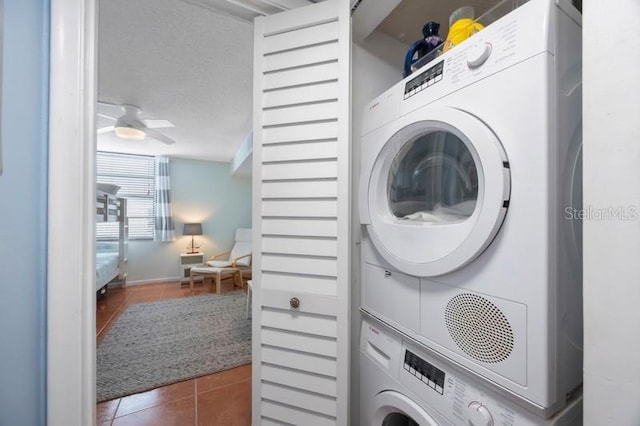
[360,317,583,426]
[359,0,582,417]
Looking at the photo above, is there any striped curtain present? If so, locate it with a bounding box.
[154,156,176,241]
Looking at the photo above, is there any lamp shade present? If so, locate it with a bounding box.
[183,223,203,236]
[115,125,146,140]
[114,117,146,140]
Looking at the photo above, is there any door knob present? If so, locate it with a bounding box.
[290,297,300,309]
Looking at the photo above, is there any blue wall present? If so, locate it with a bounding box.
[0,1,49,425]
[126,158,252,282]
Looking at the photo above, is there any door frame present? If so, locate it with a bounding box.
[47,0,97,425]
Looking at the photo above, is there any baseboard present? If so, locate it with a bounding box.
[125,277,181,286]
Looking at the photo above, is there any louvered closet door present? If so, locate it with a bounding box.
[252,0,350,424]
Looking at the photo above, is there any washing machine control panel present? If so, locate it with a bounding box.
[396,339,583,426]
[403,349,445,395]
[403,61,444,100]
[361,318,582,425]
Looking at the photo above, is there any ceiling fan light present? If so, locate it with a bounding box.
[114,125,146,140]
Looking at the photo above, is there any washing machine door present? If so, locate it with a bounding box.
[363,107,510,277]
[372,391,440,426]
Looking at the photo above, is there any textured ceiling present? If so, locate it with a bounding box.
[96,0,500,162]
[97,0,253,162]
[377,0,499,45]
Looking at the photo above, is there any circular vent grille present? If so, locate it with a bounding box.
[445,293,514,363]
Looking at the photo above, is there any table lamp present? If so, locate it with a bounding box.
[183,223,203,254]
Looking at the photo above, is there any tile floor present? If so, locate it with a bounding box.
[96,278,251,426]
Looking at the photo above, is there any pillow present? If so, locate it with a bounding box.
[97,183,121,196]
[206,260,233,268]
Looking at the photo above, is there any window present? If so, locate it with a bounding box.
[97,152,155,240]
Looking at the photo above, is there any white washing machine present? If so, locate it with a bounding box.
[358,0,582,417]
[360,316,583,426]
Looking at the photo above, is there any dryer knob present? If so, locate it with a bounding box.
[467,401,493,426]
[466,42,492,68]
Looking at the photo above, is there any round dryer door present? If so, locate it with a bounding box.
[372,391,440,426]
[366,107,510,277]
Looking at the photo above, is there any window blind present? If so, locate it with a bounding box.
[96,151,155,240]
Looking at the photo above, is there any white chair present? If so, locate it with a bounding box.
[206,228,252,287]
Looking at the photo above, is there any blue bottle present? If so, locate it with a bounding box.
[403,21,444,78]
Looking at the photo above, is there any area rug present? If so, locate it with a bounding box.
[96,291,251,402]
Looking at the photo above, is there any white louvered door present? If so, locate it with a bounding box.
[252,0,350,424]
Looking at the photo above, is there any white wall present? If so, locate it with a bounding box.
[230,131,252,177]
[126,158,252,283]
[350,30,406,426]
[583,1,640,424]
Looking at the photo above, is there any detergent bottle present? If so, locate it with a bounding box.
[443,6,484,53]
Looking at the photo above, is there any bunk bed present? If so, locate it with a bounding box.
[96,188,128,295]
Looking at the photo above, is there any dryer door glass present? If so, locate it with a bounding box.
[382,412,419,426]
[389,131,478,223]
[365,107,510,277]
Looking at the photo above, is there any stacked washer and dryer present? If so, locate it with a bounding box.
[358,0,583,424]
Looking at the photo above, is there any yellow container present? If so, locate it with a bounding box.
[443,7,484,53]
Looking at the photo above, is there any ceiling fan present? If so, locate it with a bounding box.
[97,102,177,145]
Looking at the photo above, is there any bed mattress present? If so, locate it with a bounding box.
[96,252,119,290]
